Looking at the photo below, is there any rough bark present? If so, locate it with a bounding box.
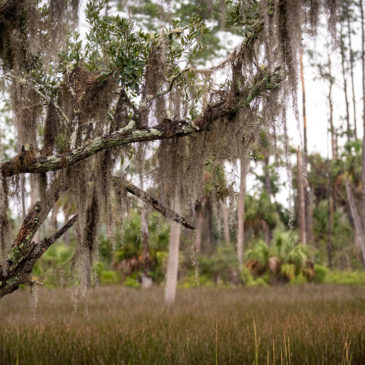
[0,0,16,14]
[0,173,67,296]
[0,215,77,298]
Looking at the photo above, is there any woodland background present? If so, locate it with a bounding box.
[0,0,365,363]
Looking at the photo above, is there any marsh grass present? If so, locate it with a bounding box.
[0,285,364,364]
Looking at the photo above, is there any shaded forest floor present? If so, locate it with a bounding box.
[1,285,364,364]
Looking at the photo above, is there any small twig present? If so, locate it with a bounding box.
[31,87,72,129]
[147,67,193,103]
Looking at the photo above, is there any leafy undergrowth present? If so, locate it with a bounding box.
[1,286,364,364]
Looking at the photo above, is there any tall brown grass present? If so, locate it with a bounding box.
[0,285,364,364]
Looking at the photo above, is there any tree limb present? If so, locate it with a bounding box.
[1,71,280,178]
[0,215,77,298]
[0,0,16,14]
[113,177,195,230]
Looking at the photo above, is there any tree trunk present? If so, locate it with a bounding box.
[222,198,230,244]
[30,174,40,242]
[141,205,152,289]
[300,45,308,161]
[194,203,204,253]
[51,205,58,230]
[264,155,273,197]
[164,194,181,305]
[206,198,215,250]
[297,149,306,245]
[345,180,365,265]
[300,45,311,244]
[64,210,70,246]
[360,0,365,237]
[328,55,337,160]
[327,174,333,268]
[263,152,272,245]
[137,145,152,289]
[20,174,26,220]
[237,155,248,269]
[0,134,8,259]
[347,15,357,140]
[340,22,351,143]
[81,188,100,289]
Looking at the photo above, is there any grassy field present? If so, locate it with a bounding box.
[0,285,364,364]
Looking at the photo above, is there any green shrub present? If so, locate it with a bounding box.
[281,263,296,282]
[325,270,365,285]
[124,276,141,288]
[245,240,270,264]
[314,264,328,283]
[240,266,254,286]
[94,261,121,285]
[198,244,239,284]
[246,277,268,287]
[99,270,121,285]
[179,274,214,288]
[98,236,114,264]
[290,272,307,285]
[32,243,73,286]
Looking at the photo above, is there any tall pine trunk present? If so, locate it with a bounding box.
[327,170,333,268]
[347,15,357,139]
[328,55,337,160]
[340,22,351,143]
[327,52,336,268]
[300,45,311,243]
[263,152,272,245]
[297,148,306,245]
[360,0,365,235]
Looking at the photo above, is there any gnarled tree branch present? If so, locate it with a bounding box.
[0,173,195,298]
[1,71,280,178]
[0,215,77,298]
[113,177,195,230]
